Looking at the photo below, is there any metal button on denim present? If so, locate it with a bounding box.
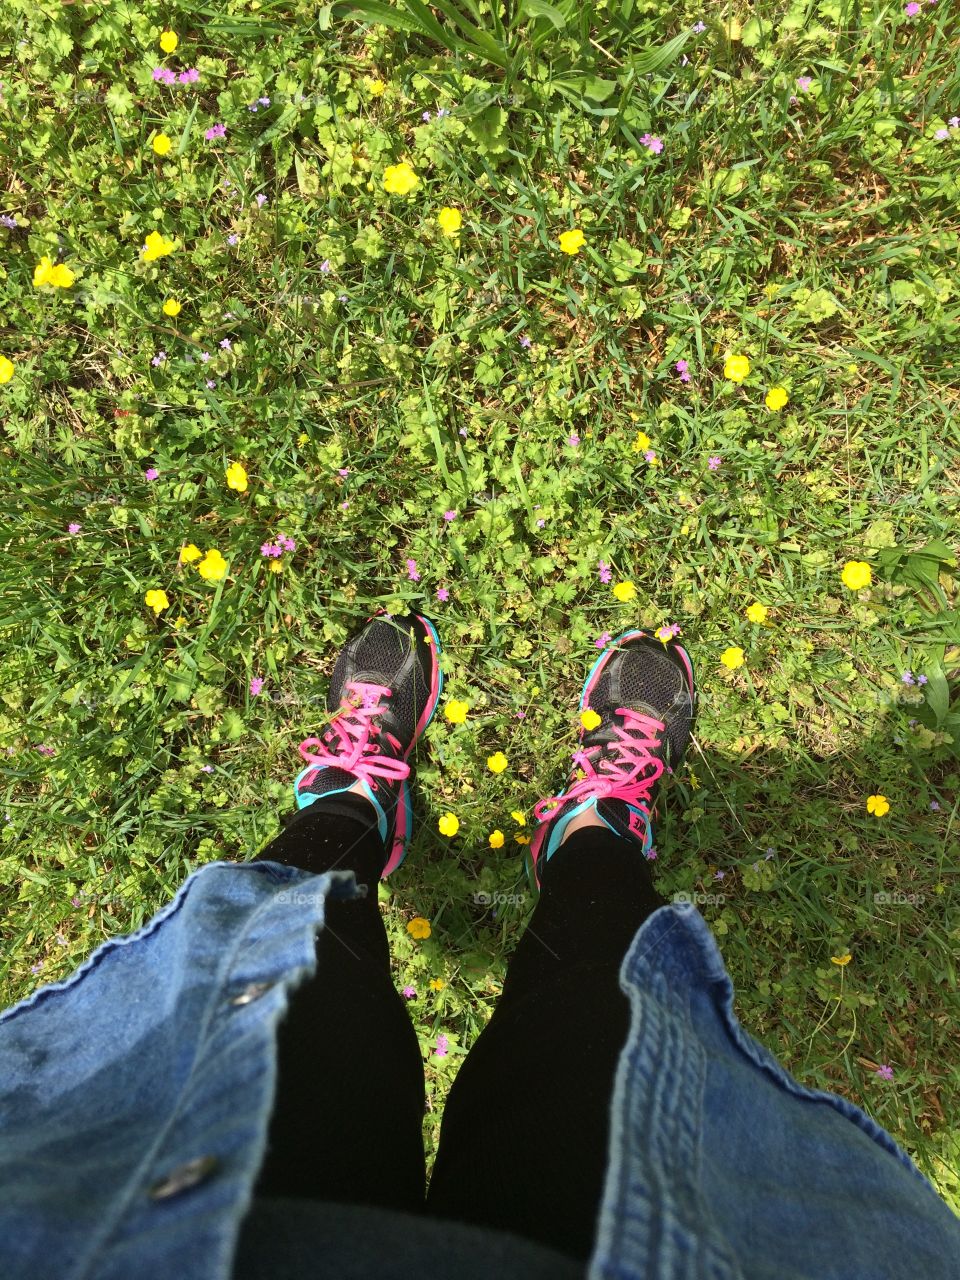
[148,1154,219,1200]
[230,981,274,1006]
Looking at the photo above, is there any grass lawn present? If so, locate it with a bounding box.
[1,0,958,1207]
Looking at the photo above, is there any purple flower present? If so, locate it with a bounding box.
[256,193,268,207]
[71,895,82,907]
[152,67,167,82]
[261,542,279,557]
[536,518,545,528]
[279,535,296,552]
[519,334,532,348]
[258,96,270,106]
[934,128,950,140]
[435,107,450,118]
[515,709,526,719]
[406,558,420,581]
[639,133,663,154]
[201,764,214,773]
[434,1033,449,1057]
[337,293,348,303]
[902,671,916,685]
[692,21,706,32]
[206,379,217,389]
[917,674,927,685]
[644,848,657,860]
[714,870,725,881]
[708,455,722,470]
[31,962,43,975]
[35,744,55,757]
[930,800,941,811]
[568,433,580,447]
[68,522,81,534]
[796,76,813,92]
[595,631,612,649]
[675,358,691,382]
[876,1064,894,1081]
[320,259,332,273]
[422,111,432,122]
[205,123,227,141]
[151,350,167,367]
[199,351,211,362]
[598,560,612,583]
[179,68,200,84]
[338,468,350,477]
[904,1,920,13]
[0,214,17,229]
[153,67,176,85]
[402,985,416,999]
[437,586,450,601]
[341,500,350,510]
[145,467,159,481]
[458,427,468,437]
[250,677,264,696]
[227,234,239,245]
[443,510,457,522]
[950,117,960,128]
[220,337,232,350]
[644,449,656,463]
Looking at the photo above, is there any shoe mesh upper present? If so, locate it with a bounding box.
[587,640,693,768]
[328,615,429,744]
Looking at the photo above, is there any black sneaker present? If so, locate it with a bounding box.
[293,611,443,878]
[529,629,695,888]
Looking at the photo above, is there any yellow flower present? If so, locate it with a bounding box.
[745,603,769,624]
[383,162,419,195]
[162,297,182,316]
[367,78,386,95]
[225,461,248,492]
[406,916,431,940]
[866,794,890,817]
[613,580,636,602]
[142,230,176,262]
[197,549,228,581]
[268,560,283,574]
[720,646,745,669]
[511,809,526,826]
[558,228,585,255]
[145,589,170,615]
[173,615,188,630]
[631,431,652,453]
[841,560,872,590]
[179,543,202,563]
[724,353,751,382]
[159,29,178,52]
[830,953,852,966]
[765,386,788,411]
[429,977,445,991]
[33,256,75,288]
[580,709,602,731]
[488,829,505,849]
[487,751,508,774]
[438,812,460,837]
[0,355,14,384]
[152,133,172,156]
[515,834,530,845]
[297,432,309,445]
[444,698,469,724]
[437,207,463,237]
[763,283,780,300]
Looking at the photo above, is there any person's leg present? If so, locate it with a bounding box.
[424,824,667,1261]
[249,794,426,1214]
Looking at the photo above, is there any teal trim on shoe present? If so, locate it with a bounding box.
[544,796,619,863]
[293,766,389,845]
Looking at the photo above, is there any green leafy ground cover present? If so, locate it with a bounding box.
[1,0,958,1202]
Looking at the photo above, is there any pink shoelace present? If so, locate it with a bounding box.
[298,680,411,792]
[533,707,667,826]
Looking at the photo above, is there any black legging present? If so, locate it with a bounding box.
[249,793,667,1263]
